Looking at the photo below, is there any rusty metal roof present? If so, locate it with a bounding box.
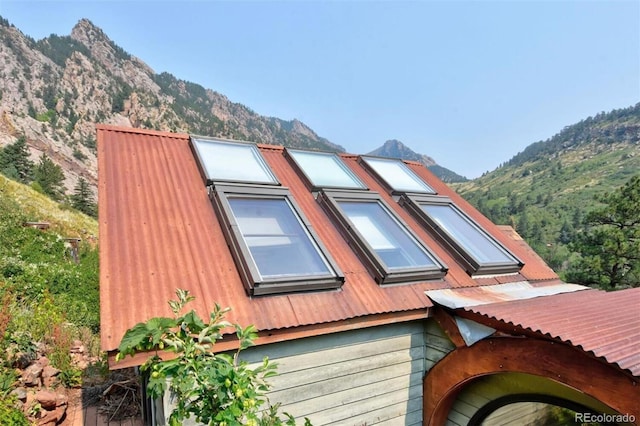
[426,281,589,308]
[458,287,640,377]
[97,125,560,356]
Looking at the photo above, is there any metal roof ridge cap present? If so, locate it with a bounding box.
[96,124,189,139]
[425,281,591,309]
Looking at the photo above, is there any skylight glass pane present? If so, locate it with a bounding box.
[229,198,332,279]
[289,150,365,189]
[192,138,278,184]
[362,157,435,193]
[339,201,438,270]
[422,204,516,264]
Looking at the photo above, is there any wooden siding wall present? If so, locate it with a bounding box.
[159,321,427,425]
[424,321,455,372]
[248,322,426,425]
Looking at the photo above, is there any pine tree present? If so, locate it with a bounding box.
[71,178,97,217]
[566,175,640,289]
[33,153,66,201]
[0,136,34,183]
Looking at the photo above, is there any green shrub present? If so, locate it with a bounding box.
[117,289,310,426]
[0,397,29,426]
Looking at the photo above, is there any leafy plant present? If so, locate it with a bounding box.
[0,367,19,397]
[117,289,310,426]
[0,396,29,426]
[49,324,82,388]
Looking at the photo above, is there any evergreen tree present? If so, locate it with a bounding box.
[0,136,34,183]
[33,153,66,201]
[566,175,640,289]
[71,178,97,217]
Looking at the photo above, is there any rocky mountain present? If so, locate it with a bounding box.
[368,139,468,183]
[454,103,640,272]
[0,17,345,193]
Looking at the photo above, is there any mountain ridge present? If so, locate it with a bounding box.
[367,139,468,183]
[0,18,349,190]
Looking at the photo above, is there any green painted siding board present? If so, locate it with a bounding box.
[270,358,424,404]
[160,321,428,425]
[313,383,423,425]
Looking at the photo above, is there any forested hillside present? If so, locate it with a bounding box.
[455,104,640,280]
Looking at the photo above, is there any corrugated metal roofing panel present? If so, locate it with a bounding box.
[98,125,562,358]
[426,281,589,309]
[460,287,640,377]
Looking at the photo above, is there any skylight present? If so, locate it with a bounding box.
[318,191,447,284]
[191,137,278,184]
[360,156,435,194]
[229,197,334,279]
[400,195,523,275]
[212,185,344,296]
[287,149,366,190]
[339,201,439,270]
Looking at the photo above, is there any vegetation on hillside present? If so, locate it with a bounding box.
[0,137,97,218]
[0,172,100,419]
[456,104,640,288]
[565,176,640,289]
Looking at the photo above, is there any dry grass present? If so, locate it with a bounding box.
[0,174,98,239]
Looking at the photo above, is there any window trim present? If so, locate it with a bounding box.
[190,136,280,186]
[317,190,447,285]
[359,156,437,195]
[211,184,344,296]
[284,148,368,192]
[399,194,524,276]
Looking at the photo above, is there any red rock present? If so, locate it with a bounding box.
[36,406,66,425]
[35,390,57,410]
[22,363,43,387]
[41,365,61,388]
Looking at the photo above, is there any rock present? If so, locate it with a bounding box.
[37,356,50,367]
[35,390,57,410]
[70,340,85,354]
[41,366,60,388]
[10,387,27,402]
[36,406,66,426]
[12,352,34,369]
[56,393,68,407]
[22,363,43,387]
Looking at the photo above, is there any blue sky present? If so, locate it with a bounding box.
[1,1,638,178]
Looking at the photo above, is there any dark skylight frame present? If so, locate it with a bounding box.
[399,194,523,276]
[190,136,279,185]
[285,149,367,191]
[212,184,344,296]
[317,191,447,284]
[359,156,436,195]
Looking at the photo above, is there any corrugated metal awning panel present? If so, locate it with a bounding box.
[461,287,640,377]
[426,281,589,309]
